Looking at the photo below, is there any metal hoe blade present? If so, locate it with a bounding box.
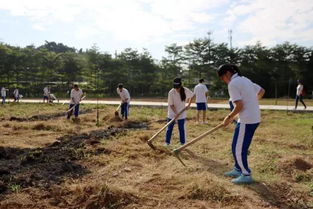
[173,149,186,167]
[147,141,156,150]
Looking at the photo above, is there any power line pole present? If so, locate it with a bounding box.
[228,29,233,50]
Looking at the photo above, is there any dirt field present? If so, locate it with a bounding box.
[0,103,312,209]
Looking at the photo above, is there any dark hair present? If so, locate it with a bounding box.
[199,78,204,83]
[73,84,79,88]
[173,78,186,101]
[118,83,123,89]
[217,64,241,77]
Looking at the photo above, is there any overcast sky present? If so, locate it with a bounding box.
[0,0,312,59]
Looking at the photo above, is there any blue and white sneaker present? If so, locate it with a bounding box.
[224,169,241,177]
[231,174,253,184]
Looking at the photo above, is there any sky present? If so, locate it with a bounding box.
[0,0,313,59]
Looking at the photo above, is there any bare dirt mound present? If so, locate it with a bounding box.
[9,109,93,122]
[250,181,312,209]
[279,156,312,173]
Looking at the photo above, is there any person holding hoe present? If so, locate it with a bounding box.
[67,84,84,120]
[117,83,130,120]
[165,78,194,146]
[217,64,265,184]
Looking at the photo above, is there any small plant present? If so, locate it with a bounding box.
[10,184,21,193]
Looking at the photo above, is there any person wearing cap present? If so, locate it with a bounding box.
[217,64,265,184]
[67,84,84,119]
[117,83,131,120]
[165,78,194,146]
[194,78,209,124]
[294,80,306,110]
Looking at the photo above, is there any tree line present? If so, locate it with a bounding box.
[0,36,312,99]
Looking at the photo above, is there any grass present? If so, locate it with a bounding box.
[0,103,312,208]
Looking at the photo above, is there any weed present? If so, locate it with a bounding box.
[9,184,21,193]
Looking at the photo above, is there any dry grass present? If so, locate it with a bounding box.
[0,104,312,209]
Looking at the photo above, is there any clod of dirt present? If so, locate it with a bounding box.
[0,147,9,159]
[117,120,148,129]
[0,180,7,193]
[281,157,312,172]
[32,123,56,131]
[86,140,101,145]
[20,150,43,165]
[0,147,24,159]
[2,123,11,128]
[109,116,123,122]
[0,169,10,176]
[293,158,312,171]
[95,147,111,155]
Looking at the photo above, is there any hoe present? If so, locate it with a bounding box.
[172,123,224,166]
[147,107,188,150]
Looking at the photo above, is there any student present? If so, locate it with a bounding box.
[194,78,209,124]
[67,84,84,119]
[13,88,20,102]
[1,87,8,104]
[116,83,131,120]
[43,86,50,103]
[217,64,265,184]
[165,78,194,146]
[294,80,306,110]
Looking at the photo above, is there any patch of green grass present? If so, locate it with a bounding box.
[9,184,21,193]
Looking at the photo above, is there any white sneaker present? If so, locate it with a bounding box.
[163,143,170,147]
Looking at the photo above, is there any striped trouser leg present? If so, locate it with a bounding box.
[232,123,259,176]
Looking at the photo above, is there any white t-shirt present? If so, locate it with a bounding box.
[70,89,83,104]
[117,88,130,103]
[13,89,19,97]
[296,84,303,96]
[1,88,6,97]
[228,74,261,124]
[168,87,194,120]
[43,87,50,96]
[194,83,208,103]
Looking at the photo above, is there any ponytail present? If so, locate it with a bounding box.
[231,64,241,76]
[180,87,186,101]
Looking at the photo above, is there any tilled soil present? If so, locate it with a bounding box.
[8,109,93,122]
[0,120,148,207]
